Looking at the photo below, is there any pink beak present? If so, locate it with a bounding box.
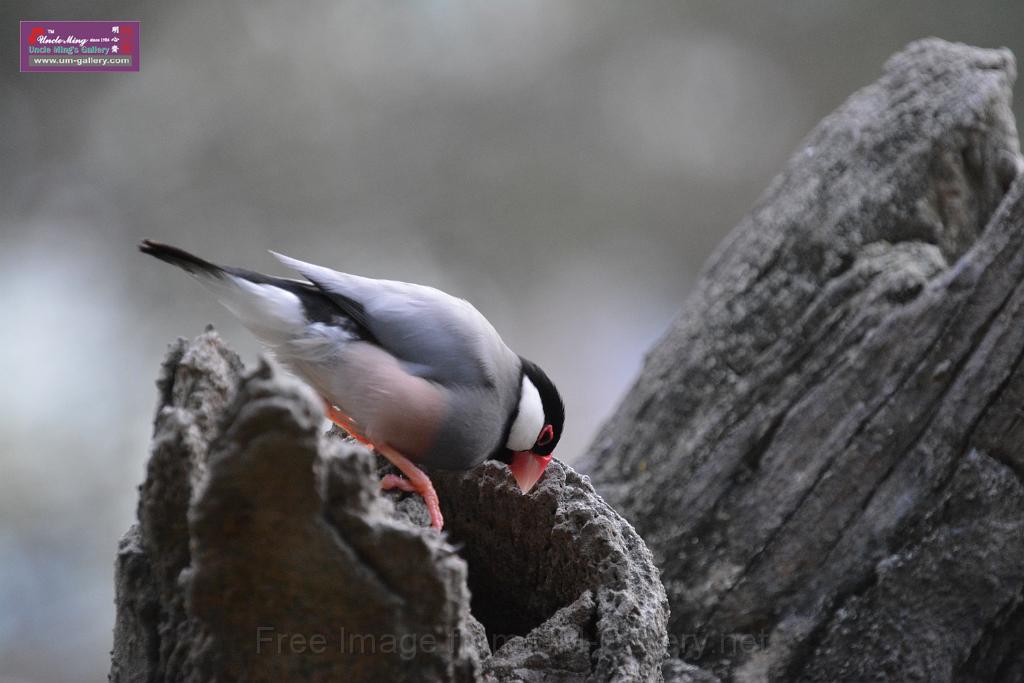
[509,451,552,493]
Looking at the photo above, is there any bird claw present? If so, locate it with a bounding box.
[380,473,444,530]
[380,473,417,493]
[375,447,445,531]
[420,485,445,531]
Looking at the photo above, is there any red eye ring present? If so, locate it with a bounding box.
[536,424,554,447]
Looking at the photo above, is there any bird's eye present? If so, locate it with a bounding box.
[536,424,554,447]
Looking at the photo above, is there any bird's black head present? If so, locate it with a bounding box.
[518,357,564,456]
[498,356,565,492]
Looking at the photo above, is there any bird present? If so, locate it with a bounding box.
[139,240,564,530]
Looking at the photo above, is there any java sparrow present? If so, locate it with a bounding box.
[139,240,564,530]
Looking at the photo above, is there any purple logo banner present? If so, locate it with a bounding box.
[20,20,139,72]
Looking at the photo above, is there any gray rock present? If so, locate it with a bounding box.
[432,461,669,681]
[110,329,668,682]
[797,450,1024,682]
[583,39,1024,681]
[662,658,721,683]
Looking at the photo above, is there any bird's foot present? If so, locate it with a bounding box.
[380,473,417,493]
[322,397,444,531]
[376,445,444,531]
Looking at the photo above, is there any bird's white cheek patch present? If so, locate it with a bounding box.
[506,375,544,451]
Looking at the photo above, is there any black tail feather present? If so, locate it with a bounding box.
[139,239,224,277]
[139,239,367,331]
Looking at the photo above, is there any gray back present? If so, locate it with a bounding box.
[272,252,520,391]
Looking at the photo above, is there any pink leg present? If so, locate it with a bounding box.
[376,443,444,531]
[321,398,374,446]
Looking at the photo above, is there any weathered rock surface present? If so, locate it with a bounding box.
[583,39,1024,681]
[433,461,668,682]
[110,329,668,682]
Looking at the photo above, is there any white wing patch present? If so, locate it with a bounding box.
[506,375,544,451]
[201,274,306,346]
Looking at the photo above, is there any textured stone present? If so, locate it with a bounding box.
[111,330,668,682]
[583,39,1024,681]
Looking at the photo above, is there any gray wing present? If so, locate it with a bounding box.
[271,251,515,388]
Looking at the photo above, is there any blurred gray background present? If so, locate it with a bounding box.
[2,1,1022,680]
